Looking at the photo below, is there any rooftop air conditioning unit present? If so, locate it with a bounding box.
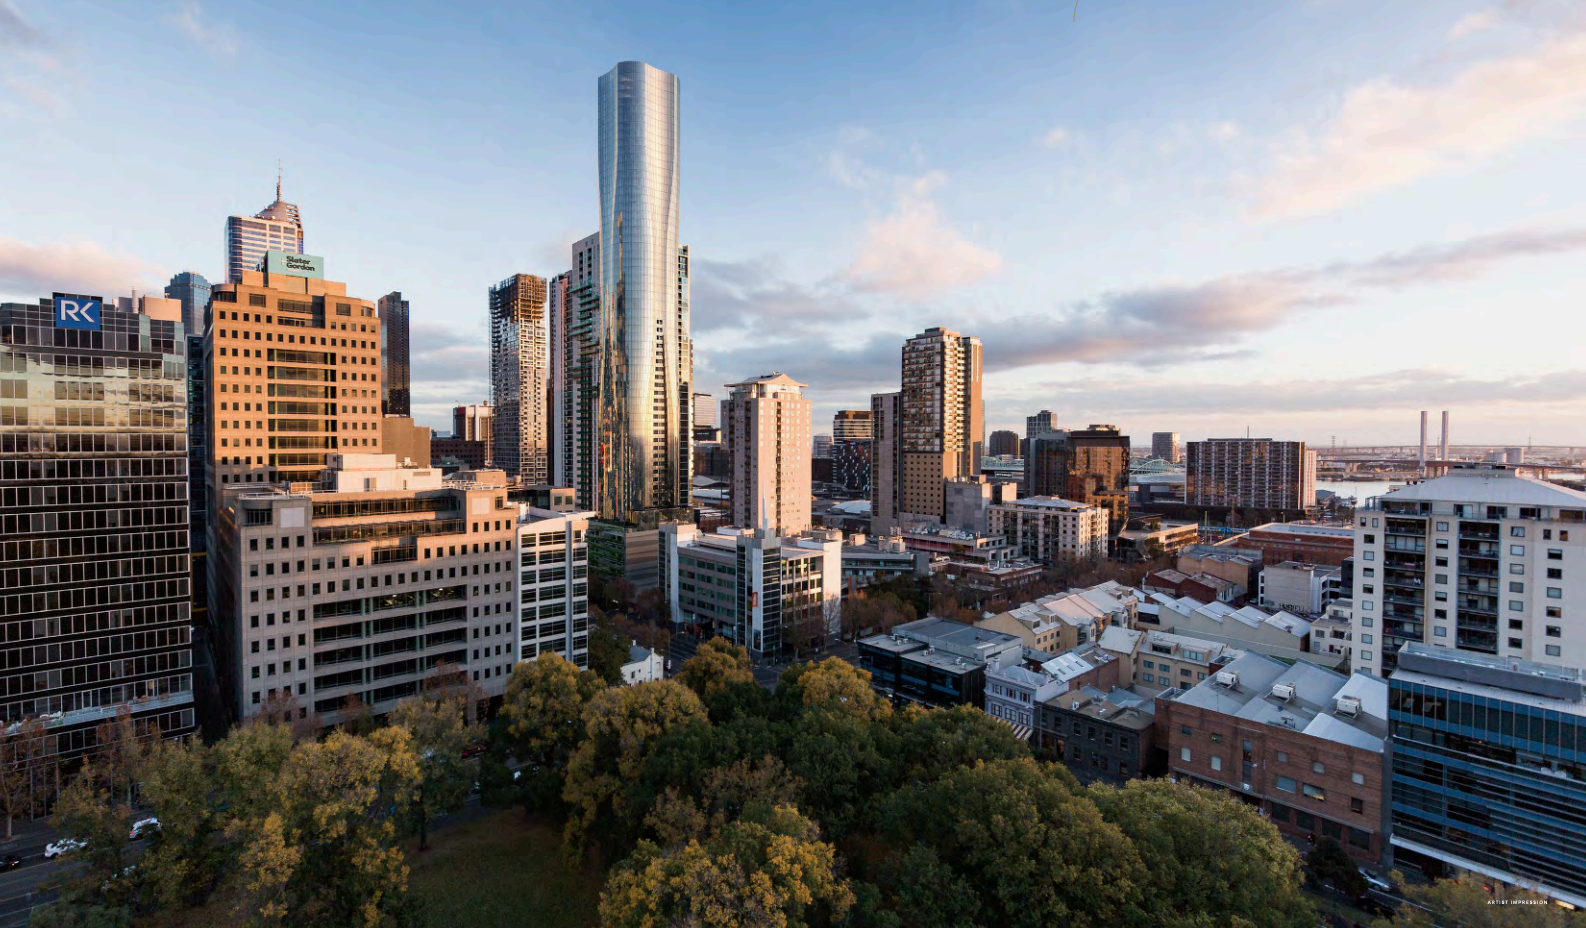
[1336,695,1362,717]
[1215,670,1239,688]
[1271,682,1296,702]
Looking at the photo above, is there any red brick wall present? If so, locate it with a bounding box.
[1230,529,1354,568]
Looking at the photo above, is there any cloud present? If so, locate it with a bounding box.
[1256,17,1586,218]
[690,256,867,333]
[167,1,238,58]
[696,333,902,399]
[0,2,69,116]
[0,1,48,49]
[0,238,162,298]
[409,321,489,388]
[969,227,1586,371]
[1448,9,1499,40]
[1041,127,1071,148]
[845,172,1003,299]
[1207,121,1240,142]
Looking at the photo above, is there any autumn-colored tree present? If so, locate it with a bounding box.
[563,680,708,865]
[421,659,487,724]
[390,693,474,851]
[1090,779,1315,928]
[877,758,1144,928]
[213,720,296,821]
[889,704,1030,784]
[0,717,47,839]
[1375,876,1584,928]
[49,759,135,907]
[135,736,226,912]
[677,638,755,703]
[778,657,890,721]
[499,652,605,815]
[645,755,801,846]
[228,727,422,928]
[93,708,158,808]
[599,805,854,928]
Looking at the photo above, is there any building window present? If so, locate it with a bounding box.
[1510,581,1525,593]
[1510,600,1525,611]
[1511,526,1526,538]
[1275,776,1296,793]
[1547,606,1562,618]
[1361,601,1373,611]
[1180,747,1191,762]
[1508,637,1523,649]
[1511,545,1525,556]
[1312,760,1325,774]
[1547,625,1562,637]
[1547,645,1562,657]
[1349,828,1371,851]
[1435,557,1448,567]
[1180,725,1191,735]
[1549,568,1563,580]
[1548,587,1563,599]
[1302,783,1325,801]
[1362,551,1375,561]
[1436,521,1449,531]
[1276,751,1288,763]
[1351,772,1365,785]
[1433,626,1448,637]
[1210,756,1222,771]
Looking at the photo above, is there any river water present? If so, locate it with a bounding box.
[1317,478,1414,505]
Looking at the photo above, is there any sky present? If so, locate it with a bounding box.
[2,0,1585,447]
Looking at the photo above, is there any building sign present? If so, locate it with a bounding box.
[265,250,325,280]
[54,297,101,331]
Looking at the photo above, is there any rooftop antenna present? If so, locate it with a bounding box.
[277,160,283,201]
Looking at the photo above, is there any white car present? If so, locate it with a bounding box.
[44,838,85,859]
[129,817,160,840]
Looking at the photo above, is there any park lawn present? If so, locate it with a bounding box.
[411,810,603,928]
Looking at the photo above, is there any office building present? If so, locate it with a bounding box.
[1388,643,1586,906]
[1229,521,1355,568]
[723,372,811,535]
[431,436,488,470]
[869,392,902,532]
[377,292,410,417]
[165,271,212,337]
[452,403,494,462]
[832,439,871,493]
[1026,410,1057,437]
[1151,431,1181,464]
[988,429,1019,458]
[870,327,982,533]
[988,496,1110,565]
[812,434,832,459]
[212,455,517,725]
[489,274,550,485]
[517,506,594,669]
[1352,465,1586,677]
[1160,652,1389,863]
[1024,425,1131,531]
[661,523,842,660]
[693,392,716,429]
[0,293,195,759]
[833,409,872,441]
[224,175,304,283]
[1185,438,1317,512]
[858,617,1022,709]
[557,233,601,509]
[187,332,210,638]
[597,61,693,525]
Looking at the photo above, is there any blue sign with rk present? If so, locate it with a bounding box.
[54,297,102,331]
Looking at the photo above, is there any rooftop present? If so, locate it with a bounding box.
[1247,522,1357,539]
[1371,465,1586,509]
[994,495,1107,513]
[1047,684,1158,730]
[1169,651,1387,751]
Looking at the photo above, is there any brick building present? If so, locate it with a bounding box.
[1229,522,1355,568]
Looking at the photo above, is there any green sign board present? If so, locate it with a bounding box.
[265,250,325,279]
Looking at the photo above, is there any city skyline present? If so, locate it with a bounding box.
[2,0,1585,445]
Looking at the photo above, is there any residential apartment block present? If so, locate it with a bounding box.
[988,496,1109,565]
[1151,431,1181,463]
[870,328,982,533]
[723,372,811,535]
[516,506,594,670]
[489,274,550,485]
[1185,438,1317,512]
[1023,425,1131,531]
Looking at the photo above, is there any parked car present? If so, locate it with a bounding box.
[129,816,161,840]
[44,838,85,859]
[462,741,487,759]
[1359,869,1395,894]
[0,854,21,870]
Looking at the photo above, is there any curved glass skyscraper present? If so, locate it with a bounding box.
[597,60,692,523]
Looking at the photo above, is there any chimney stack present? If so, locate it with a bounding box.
[1419,411,1428,472]
[1440,411,1449,461]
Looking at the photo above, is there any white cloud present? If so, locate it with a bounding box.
[167,1,238,58]
[846,172,1003,299]
[1207,121,1240,142]
[1448,9,1499,40]
[0,238,162,299]
[1041,126,1070,148]
[1256,19,1586,218]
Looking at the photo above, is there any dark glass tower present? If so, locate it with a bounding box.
[164,271,212,337]
[0,295,196,761]
[378,291,411,417]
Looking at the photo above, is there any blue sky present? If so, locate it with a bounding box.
[3,0,1585,446]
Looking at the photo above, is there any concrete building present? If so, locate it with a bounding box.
[516,506,594,670]
[944,475,993,534]
[1261,561,1342,614]
[839,533,931,591]
[1036,685,1159,783]
[833,409,872,441]
[869,391,902,533]
[0,293,196,759]
[859,617,1022,708]
[723,372,812,535]
[1148,598,1319,665]
[620,643,664,685]
[1024,425,1131,531]
[661,524,842,660]
[489,274,550,485]
[555,233,601,509]
[165,270,212,337]
[988,496,1109,565]
[596,61,693,525]
[453,404,493,453]
[1151,431,1181,463]
[1352,465,1586,677]
[377,292,410,417]
[1230,522,1355,568]
[1184,438,1317,512]
[431,437,488,470]
[1024,410,1058,456]
[1388,644,1586,905]
[692,392,716,429]
[831,440,871,494]
[1160,651,1389,863]
[513,484,577,513]
[1313,599,1353,660]
[988,429,1019,457]
[381,417,431,467]
[224,175,304,283]
[1115,516,1201,562]
[212,456,517,726]
[871,327,983,533]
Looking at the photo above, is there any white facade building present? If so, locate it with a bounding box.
[1260,561,1342,614]
[516,507,595,670]
[723,372,812,535]
[620,643,664,685]
[1353,465,1586,676]
[988,496,1109,565]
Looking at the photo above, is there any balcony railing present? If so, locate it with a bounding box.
[1458,522,1500,541]
[1385,539,1427,554]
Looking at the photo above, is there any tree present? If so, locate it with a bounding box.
[1376,876,1585,928]
[778,658,890,722]
[1090,779,1315,928]
[644,756,801,846]
[421,659,487,725]
[499,652,605,816]
[563,680,708,865]
[677,638,755,703]
[1304,835,1366,899]
[0,717,46,839]
[93,709,158,809]
[598,805,854,928]
[390,694,474,852]
[136,736,227,912]
[889,704,1029,785]
[587,624,630,686]
[50,760,135,909]
[876,758,1144,928]
[227,727,422,928]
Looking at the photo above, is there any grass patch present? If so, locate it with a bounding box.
[411,810,602,928]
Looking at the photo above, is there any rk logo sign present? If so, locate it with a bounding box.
[54,298,102,331]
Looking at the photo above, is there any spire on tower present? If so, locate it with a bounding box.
[276,160,282,201]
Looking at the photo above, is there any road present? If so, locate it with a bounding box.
[750,640,860,690]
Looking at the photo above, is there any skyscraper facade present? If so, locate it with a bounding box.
[557,233,601,509]
[693,393,716,428]
[489,274,549,485]
[1152,431,1181,463]
[870,392,902,533]
[833,409,872,441]
[0,294,196,760]
[165,271,212,336]
[378,291,411,417]
[1024,425,1132,532]
[723,373,812,535]
[596,61,692,524]
[1185,438,1317,511]
[224,177,304,284]
[1026,410,1057,437]
[988,429,1019,457]
[898,327,982,526]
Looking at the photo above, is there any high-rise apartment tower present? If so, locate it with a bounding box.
[724,373,812,535]
[489,274,550,485]
[378,292,410,417]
